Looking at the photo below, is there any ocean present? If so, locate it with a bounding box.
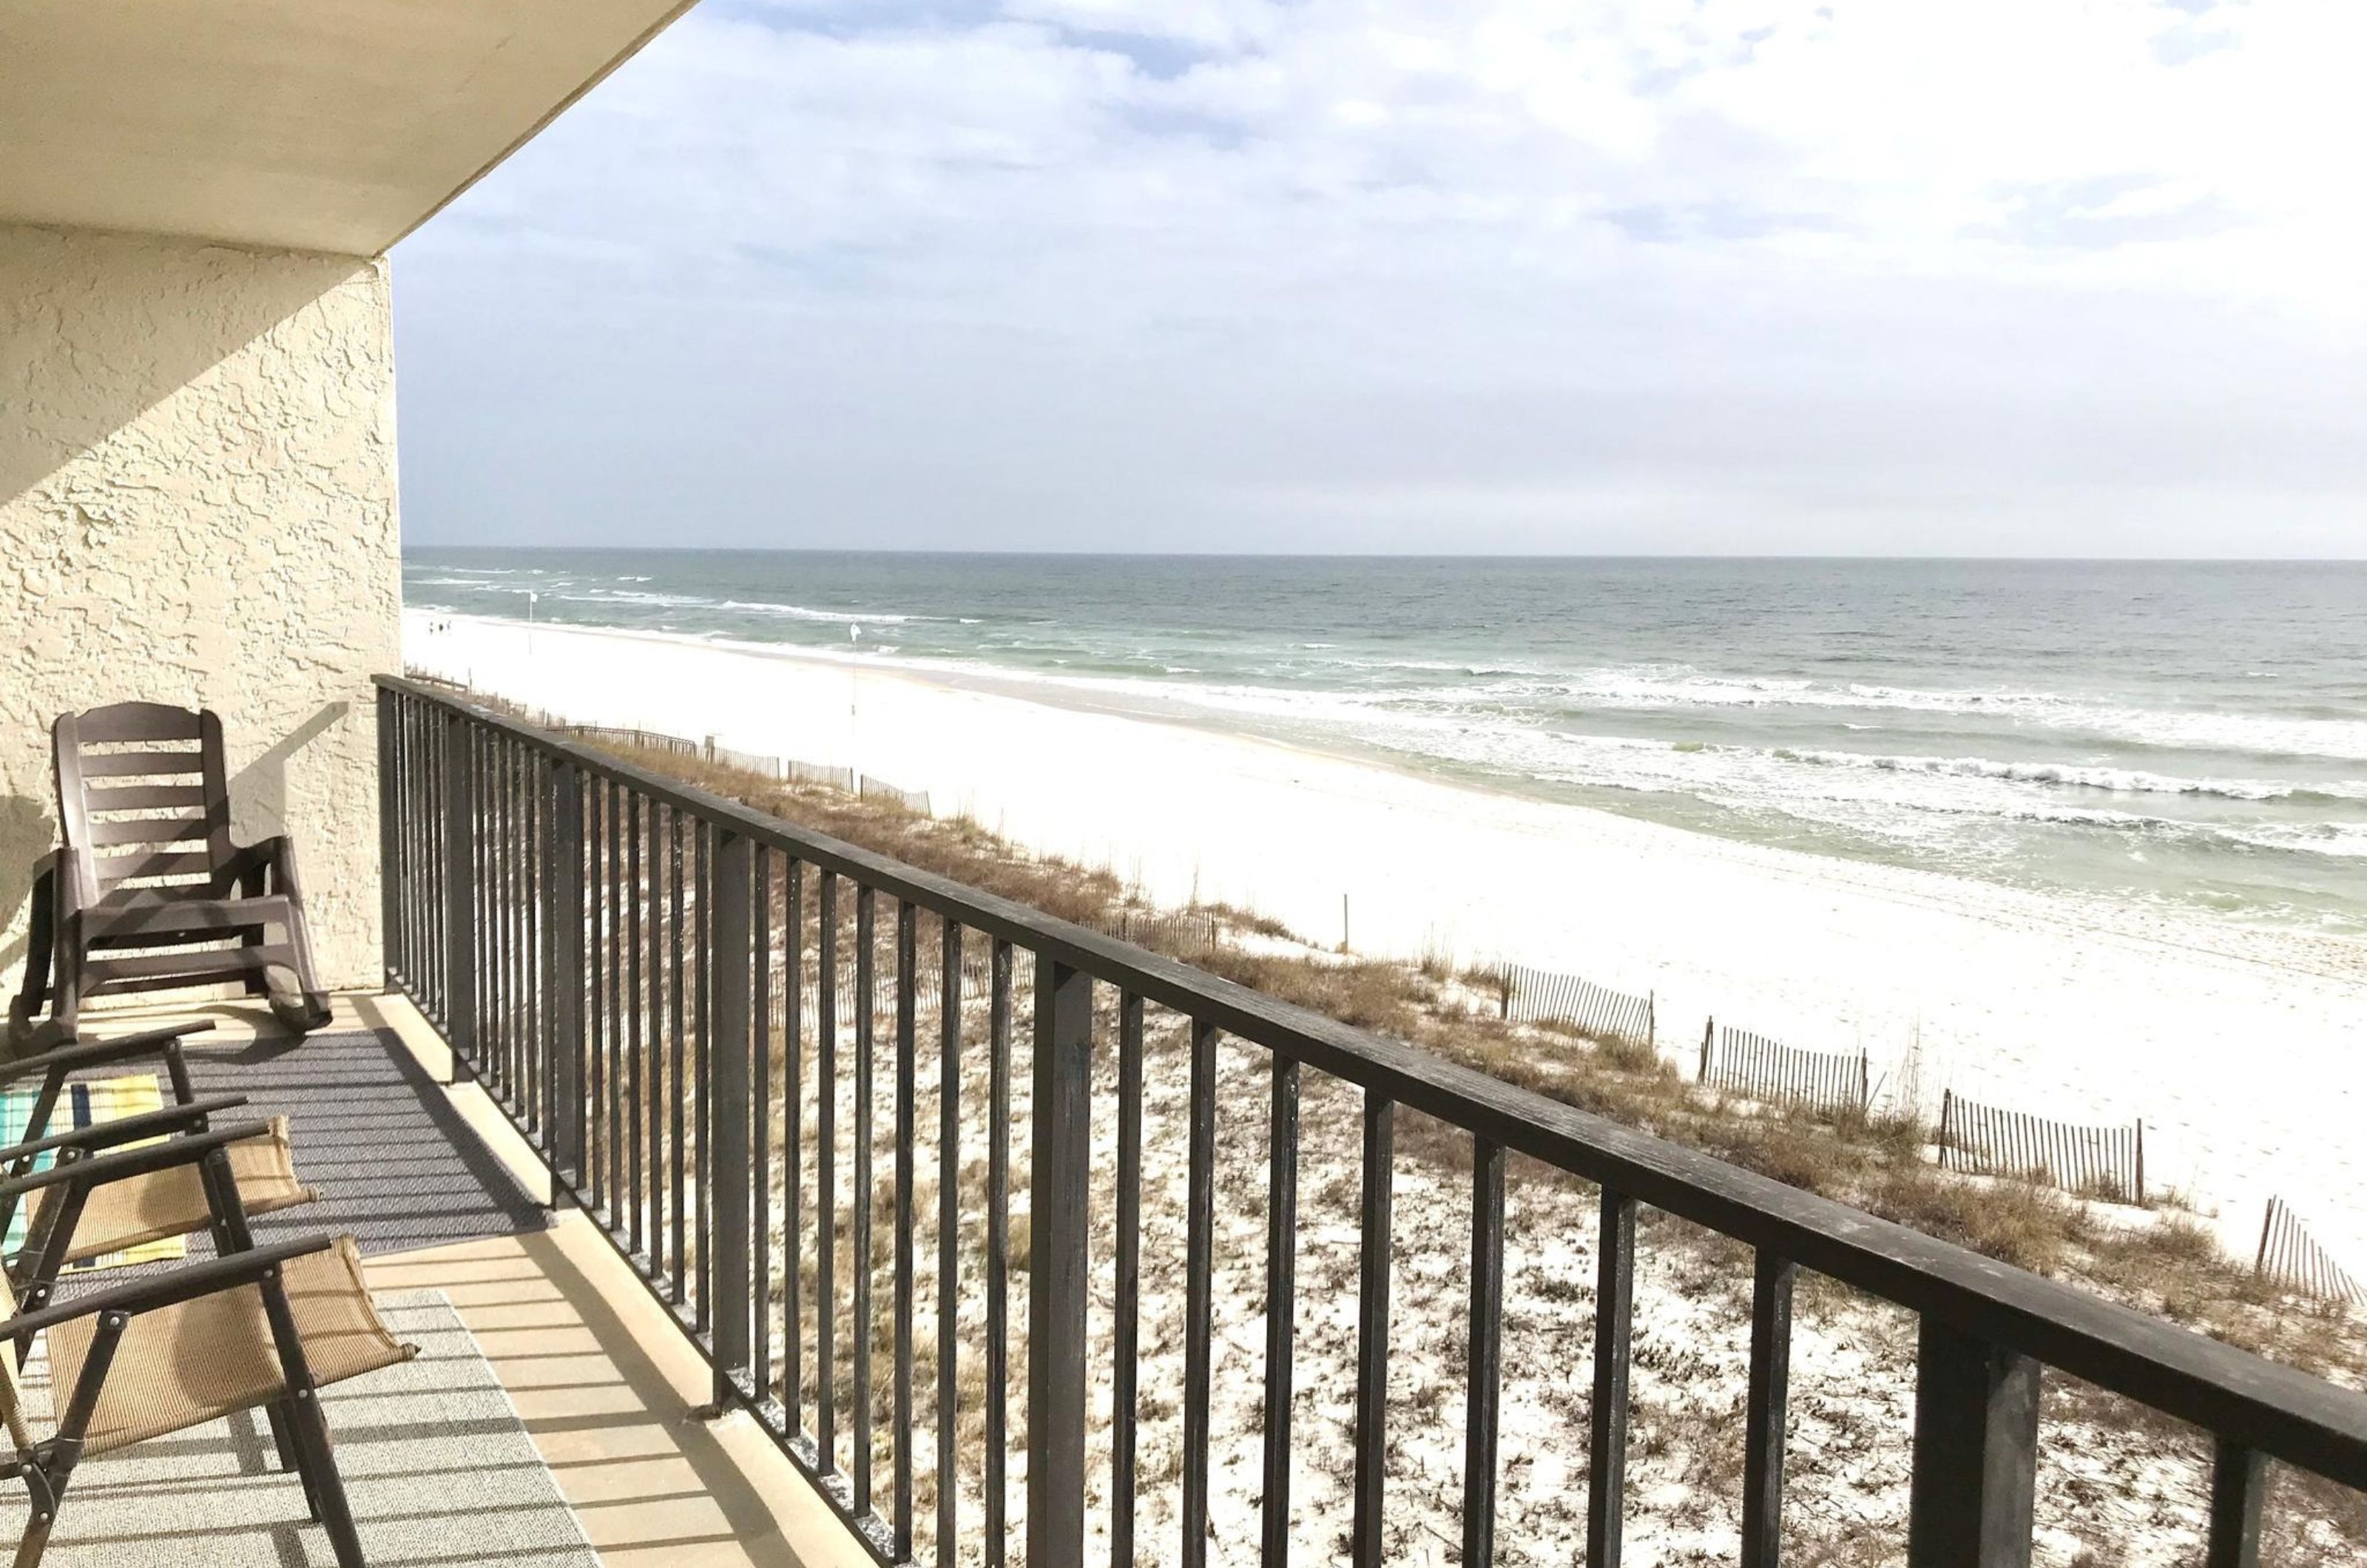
[405,552,2367,937]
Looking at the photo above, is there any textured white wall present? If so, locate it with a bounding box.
[0,223,399,998]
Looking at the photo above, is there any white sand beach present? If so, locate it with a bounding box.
[405,610,2367,1265]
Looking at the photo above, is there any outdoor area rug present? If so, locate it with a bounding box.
[9,1288,601,1566]
[178,1026,554,1258]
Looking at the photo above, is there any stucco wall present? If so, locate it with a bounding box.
[0,223,398,1000]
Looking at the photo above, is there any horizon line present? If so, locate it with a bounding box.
[400,544,2367,565]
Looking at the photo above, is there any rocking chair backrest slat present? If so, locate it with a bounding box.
[84,813,215,848]
[55,705,237,899]
[68,703,203,745]
[74,783,206,812]
[74,751,206,780]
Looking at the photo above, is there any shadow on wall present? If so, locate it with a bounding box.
[0,797,50,979]
[0,226,372,513]
[234,700,351,839]
[0,701,349,983]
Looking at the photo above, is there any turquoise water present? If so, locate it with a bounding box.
[405,552,2367,936]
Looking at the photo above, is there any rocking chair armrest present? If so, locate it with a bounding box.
[0,1234,334,1342]
[49,845,91,922]
[0,1120,274,1207]
[0,1094,249,1166]
[0,1021,216,1087]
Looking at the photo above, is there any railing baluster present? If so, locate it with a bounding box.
[1464,1135,1505,1568]
[607,780,624,1229]
[525,748,542,1140]
[646,797,665,1269]
[1351,1092,1395,1568]
[1028,956,1093,1568]
[468,726,484,1072]
[1906,1319,2040,1568]
[786,859,805,1437]
[818,871,840,1473]
[709,827,754,1413]
[548,760,584,1197]
[985,939,1013,1568]
[1182,1018,1218,1568]
[695,820,713,1333]
[754,847,774,1412]
[894,898,918,1558]
[1588,1188,1635,1568]
[2206,1437,2266,1568]
[486,734,504,1091]
[1263,1054,1300,1567]
[441,710,476,1075]
[508,739,524,1101]
[378,690,400,988]
[1113,992,1146,1568]
[1743,1251,1797,1568]
[854,884,877,1515]
[936,914,962,1568]
[627,789,644,1260]
[585,776,604,1210]
[669,808,687,1303]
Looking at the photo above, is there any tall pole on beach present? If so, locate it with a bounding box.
[849,624,863,757]
[527,590,538,656]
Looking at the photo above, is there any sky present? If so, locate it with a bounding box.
[392,0,2367,556]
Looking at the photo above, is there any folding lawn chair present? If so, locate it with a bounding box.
[0,1125,410,1566]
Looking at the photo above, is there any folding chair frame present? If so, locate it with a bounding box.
[0,1146,362,1567]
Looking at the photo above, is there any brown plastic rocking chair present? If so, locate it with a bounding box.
[10,704,334,1047]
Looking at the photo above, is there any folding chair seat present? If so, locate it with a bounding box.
[0,1024,318,1309]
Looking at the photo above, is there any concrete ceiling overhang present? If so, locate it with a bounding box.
[0,0,698,257]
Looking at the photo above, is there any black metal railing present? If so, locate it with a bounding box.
[375,675,2367,1567]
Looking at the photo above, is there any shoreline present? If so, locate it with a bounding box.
[404,607,2367,1263]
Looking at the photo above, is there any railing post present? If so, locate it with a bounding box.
[1908,1319,2040,1568]
[2206,1437,2266,1568]
[707,828,754,1414]
[1741,1251,1797,1568]
[1027,956,1092,1568]
[547,760,585,1197]
[441,710,476,1078]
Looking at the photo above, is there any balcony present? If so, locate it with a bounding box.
[10,677,2363,1563]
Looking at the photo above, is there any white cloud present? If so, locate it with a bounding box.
[394,0,2367,553]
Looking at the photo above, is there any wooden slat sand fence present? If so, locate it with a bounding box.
[703,742,860,794]
[785,759,857,792]
[1698,1020,1868,1115]
[706,740,784,777]
[857,774,931,815]
[2256,1197,2367,1306]
[1937,1091,2146,1205]
[956,945,1039,997]
[562,723,701,757]
[800,956,1033,1033]
[1496,964,1655,1048]
[1112,908,1221,956]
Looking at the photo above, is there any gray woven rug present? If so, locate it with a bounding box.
[13,1290,600,1566]
[178,1027,553,1257]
